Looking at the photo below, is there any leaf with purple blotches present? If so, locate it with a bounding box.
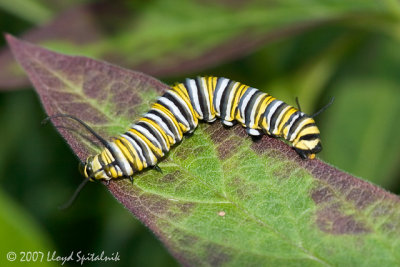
[7,35,400,266]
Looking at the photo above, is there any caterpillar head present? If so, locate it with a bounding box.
[292,117,322,159]
[80,155,114,181]
[79,156,96,181]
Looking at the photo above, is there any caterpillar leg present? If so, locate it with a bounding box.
[153,165,163,174]
[221,120,236,127]
[246,128,262,136]
[250,135,263,142]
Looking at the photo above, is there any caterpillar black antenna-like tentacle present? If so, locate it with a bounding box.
[311,97,335,118]
[58,178,91,210]
[43,114,111,149]
[295,97,302,112]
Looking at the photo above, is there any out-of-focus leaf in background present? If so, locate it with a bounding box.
[0,0,398,90]
[0,188,57,267]
[0,0,91,24]
[8,35,400,266]
[320,36,400,189]
[0,0,52,24]
[267,30,364,111]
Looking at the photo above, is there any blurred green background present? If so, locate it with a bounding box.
[0,0,399,266]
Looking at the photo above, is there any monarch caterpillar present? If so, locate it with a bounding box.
[47,76,332,185]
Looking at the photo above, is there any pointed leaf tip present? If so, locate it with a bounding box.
[6,34,30,64]
[5,33,18,47]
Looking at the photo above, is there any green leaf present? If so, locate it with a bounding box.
[0,189,57,267]
[0,0,52,24]
[8,35,400,266]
